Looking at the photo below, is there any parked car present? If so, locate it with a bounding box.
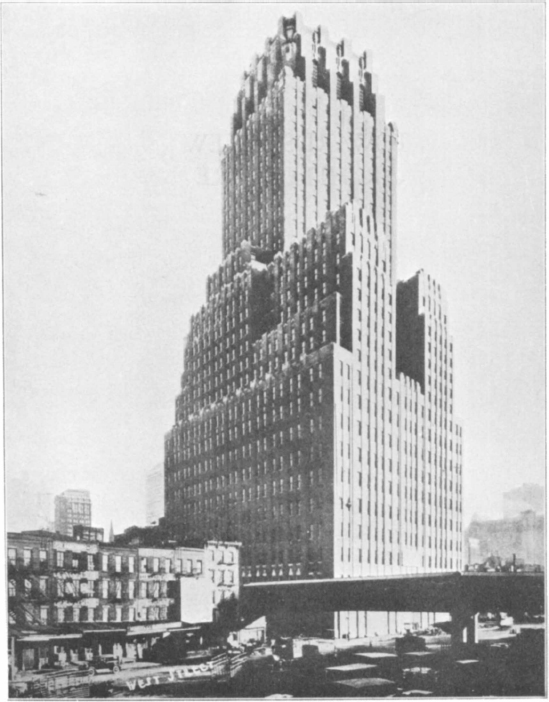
[86,655,122,676]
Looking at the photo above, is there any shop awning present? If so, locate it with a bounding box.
[17,633,83,643]
[126,622,198,636]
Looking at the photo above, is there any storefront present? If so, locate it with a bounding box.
[80,627,127,660]
[14,633,83,673]
[125,621,192,661]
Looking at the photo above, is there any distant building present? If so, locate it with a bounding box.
[146,464,164,526]
[503,483,544,518]
[54,490,92,537]
[7,530,240,673]
[467,536,481,565]
[466,510,544,568]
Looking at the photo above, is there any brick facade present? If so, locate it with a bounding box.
[7,531,239,629]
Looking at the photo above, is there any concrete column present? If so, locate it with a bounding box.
[450,613,466,647]
[450,607,479,648]
[466,613,479,645]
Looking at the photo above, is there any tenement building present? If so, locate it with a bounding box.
[7,530,239,672]
[165,14,463,637]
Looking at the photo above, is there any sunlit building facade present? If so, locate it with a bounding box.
[165,14,463,637]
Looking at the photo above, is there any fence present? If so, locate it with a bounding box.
[29,669,90,698]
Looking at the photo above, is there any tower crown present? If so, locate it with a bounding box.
[222,14,396,272]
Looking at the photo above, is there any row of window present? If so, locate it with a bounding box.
[178,363,327,445]
[338,548,460,567]
[7,549,206,575]
[9,577,172,600]
[9,566,237,599]
[11,604,169,626]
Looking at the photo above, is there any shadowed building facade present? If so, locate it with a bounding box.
[164,14,463,638]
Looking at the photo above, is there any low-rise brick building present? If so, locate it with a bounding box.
[7,530,240,673]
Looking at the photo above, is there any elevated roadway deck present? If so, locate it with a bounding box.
[241,572,544,645]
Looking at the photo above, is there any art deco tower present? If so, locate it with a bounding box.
[165,14,463,635]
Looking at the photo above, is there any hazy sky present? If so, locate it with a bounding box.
[4,3,544,534]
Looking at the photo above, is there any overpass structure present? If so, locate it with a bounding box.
[241,572,544,646]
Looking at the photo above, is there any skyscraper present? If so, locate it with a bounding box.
[54,489,92,537]
[165,14,464,635]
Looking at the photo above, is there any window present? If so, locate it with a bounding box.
[127,607,135,622]
[39,577,47,594]
[175,559,182,574]
[196,560,203,574]
[128,581,135,599]
[101,555,108,571]
[40,607,48,624]
[101,580,108,599]
[8,580,16,597]
[87,555,95,571]
[115,580,122,599]
[140,557,147,573]
[128,556,135,573]
[8,548,16,565]
[23,549,31,566]
[139,583,147,598]
[39,549,47,564]
[186,559,193,574]
[56,551,64,568]
[165,559,171,573]
[115,606,122,622]
[152,558,159,573]
[115,556,122,572]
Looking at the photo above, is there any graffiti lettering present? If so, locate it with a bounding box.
[125,661,216,691]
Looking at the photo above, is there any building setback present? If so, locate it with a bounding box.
[165,14,464,637]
